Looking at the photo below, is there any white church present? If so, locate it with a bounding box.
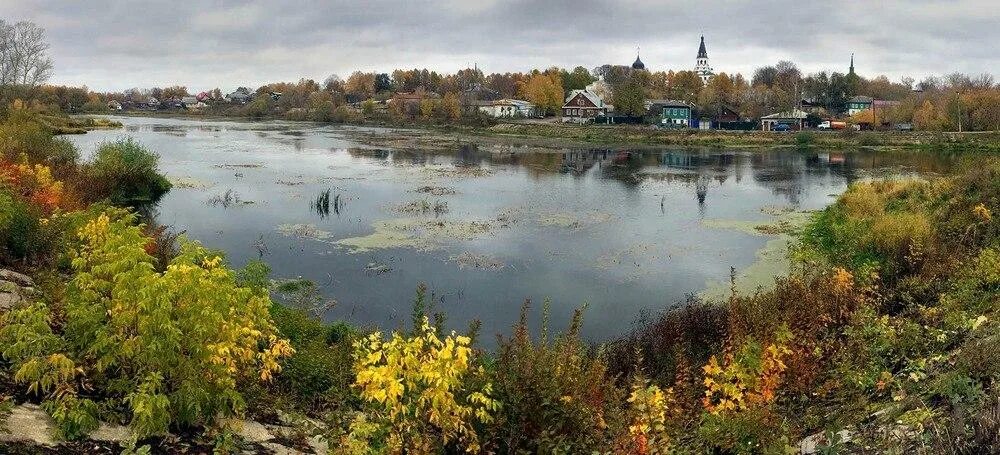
[695,35,714,83]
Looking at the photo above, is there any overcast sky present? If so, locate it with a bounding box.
[1,0,997,92]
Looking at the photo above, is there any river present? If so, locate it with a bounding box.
[68,116,954,343]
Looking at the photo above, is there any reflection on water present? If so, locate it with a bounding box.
[70,116,954,343]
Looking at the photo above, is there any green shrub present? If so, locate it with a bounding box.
[0,112,78,169]
[0,190,43,262]
[331,105,360,123]
[272,309,356,409]
[245,97,272,119]
[858,133,883,146]
[795,131,815,146]
[490,302,626,453]
[84,138,171,205]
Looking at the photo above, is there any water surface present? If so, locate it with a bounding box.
[69,116,953,342]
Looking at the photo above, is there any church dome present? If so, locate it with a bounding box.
[631,55,646,70]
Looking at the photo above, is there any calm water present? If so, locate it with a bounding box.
[69,116,953,343]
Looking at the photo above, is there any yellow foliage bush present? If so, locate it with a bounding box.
[702,336,792,415]
[0,155,67,214]
[0,211,293,439]
[342,317,498,454]
[626,378,676,455]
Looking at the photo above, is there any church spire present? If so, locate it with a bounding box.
[695,35,713,83]
[849,53,855,75]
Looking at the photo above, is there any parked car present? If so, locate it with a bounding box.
[895,123,914,131]
[772,123,792,132]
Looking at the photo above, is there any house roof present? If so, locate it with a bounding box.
[762,109,808,120]
[697,36,708,59]
[395,91,441,100]
[564,90,604,108]
[647,99,690,109]
[849,95,874,103]
[495,99,533,108]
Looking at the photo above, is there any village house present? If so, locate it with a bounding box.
[126,96,159,111]
[648,99,692,127]
[561,90,607,123]
[761,109,808,131]
[800,98,824,115]
[107,100,122,111]
[847,95,873,116]
[460,83,501,115]
[225,88,254,104]
[181,96,199,108]
[477,99,535,118]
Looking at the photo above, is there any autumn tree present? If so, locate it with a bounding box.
[419,98,435,120]
[345,71,376,99]
[518,71,563,116]
[161,86,189,100]
[803,71,853,113]
[307,90,335,121]
[611,71,648,117]
[593,64,633,87]
[666,71,703,105]
[913,100,944,130]
[374,73,393,94]
[698,73,738,118]
[440,92,461,121]
[0,20,53,86]
[454,67,485,90]
[962,89,1000,131]
[561,66,596,95]
[486,72,527,99]
[323,74,344,93]
[361,98,376,118]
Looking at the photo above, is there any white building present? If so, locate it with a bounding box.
[478,99,536,118]
[695,35,714,83]
[562,90,607,123]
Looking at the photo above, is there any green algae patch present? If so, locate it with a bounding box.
[277,223,335,241]
[449,251,505,270]
[168,176,213,189]
[700,235,794,302]
[702,211,812,237]
[335,218,499,253]
[699,209,814,301]
[538,211,615,230]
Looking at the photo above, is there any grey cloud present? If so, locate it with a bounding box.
[0,0,995,91]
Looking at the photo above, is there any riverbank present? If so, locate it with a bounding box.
[4,109,1000,453]
[116,110,1000,152]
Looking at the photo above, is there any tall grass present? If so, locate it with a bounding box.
[83,138,172,205]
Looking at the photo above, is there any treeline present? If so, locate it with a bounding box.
[15,64,994,132]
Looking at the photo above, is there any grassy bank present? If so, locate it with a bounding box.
[2,109,1000,453]
[473,122,1000,152]
[120,109,1000,152]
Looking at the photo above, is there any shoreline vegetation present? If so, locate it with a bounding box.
[113,110,1000,152]
[2,108,1000,454]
